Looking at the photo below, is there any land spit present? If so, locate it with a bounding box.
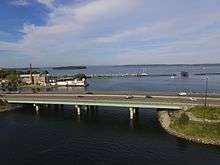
[158,110,220,146]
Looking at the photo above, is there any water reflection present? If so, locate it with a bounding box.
[49,86,86,92]
[1,106,220,165]
[129,115,139,129]
[176,138,189,153]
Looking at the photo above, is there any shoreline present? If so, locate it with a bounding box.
[158,111,220,146]
[0,105,12,112]
[0,102,22,113]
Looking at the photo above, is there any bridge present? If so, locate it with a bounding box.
[1,91,220,119]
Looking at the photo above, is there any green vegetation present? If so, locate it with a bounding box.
[0,69,17,79]
[187,106,220,120]
[0,69,19,91]
[0,68,49,91]
[169,106,220,143]
[0,99,7,106]
[178,113,190,125]
[31,86,42,93]
[73,73,87,80]
[170,120,220,141]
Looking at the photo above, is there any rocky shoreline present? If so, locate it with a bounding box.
[0,105,10,112]
[158,111,220,146]
[0,100,21,112]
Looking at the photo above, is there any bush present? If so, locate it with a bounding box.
[188,106,220,120]
[178,113,189,125]
[73,73,87,80]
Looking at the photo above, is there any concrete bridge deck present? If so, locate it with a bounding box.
[2,92,220,119]
[2,92,220,109]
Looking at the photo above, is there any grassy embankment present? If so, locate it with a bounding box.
[170,106,220,142]
[187,106,220,120]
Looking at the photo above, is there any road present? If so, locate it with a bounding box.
[2,92,220,109]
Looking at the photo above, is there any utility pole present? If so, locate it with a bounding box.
[30,64,34,85]
[204,77,208,107]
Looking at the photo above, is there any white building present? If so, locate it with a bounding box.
[54,78,87,87]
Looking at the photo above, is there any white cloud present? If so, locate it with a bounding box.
[37,0,55,9]
[9,0,55,8]
[1,0,141,66]
[10,0,30,6]
[0,41,20,51]
[2,0,220,66]
[95,11,220,43]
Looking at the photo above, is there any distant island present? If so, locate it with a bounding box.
[52,66,87,70]
[194,72,220,76]
[112,63,220,68]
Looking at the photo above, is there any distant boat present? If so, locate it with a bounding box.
[170,76,175,79]
[140,73,148,76]
[181,71,189,78]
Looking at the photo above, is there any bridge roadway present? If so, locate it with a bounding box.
[2,92,220,109]
[2,92,220,119]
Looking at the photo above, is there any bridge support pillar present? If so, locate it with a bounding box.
[34,104,39,114]
[89,105,96,110]
[129,107,138,120]
[54,104,58,109]
[75,105,81,116]
[129,107,134,120]
[83,105,88,110]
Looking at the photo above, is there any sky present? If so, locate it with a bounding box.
[0,0,220,67]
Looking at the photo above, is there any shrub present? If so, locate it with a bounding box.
[188,106,220,120]
[73,73,87,80]
[178,113,189,125]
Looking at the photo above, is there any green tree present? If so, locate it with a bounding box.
[74,73,87,80]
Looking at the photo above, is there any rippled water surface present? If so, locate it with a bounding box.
[2,65,220,164]
[36,65,220,92]
[0,106,219,165]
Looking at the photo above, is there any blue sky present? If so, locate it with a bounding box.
[0,0,220,67]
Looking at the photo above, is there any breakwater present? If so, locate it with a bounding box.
[86,73,176,78]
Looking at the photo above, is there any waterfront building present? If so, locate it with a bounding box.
[55,78,87,87]
[19,74,49,86]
